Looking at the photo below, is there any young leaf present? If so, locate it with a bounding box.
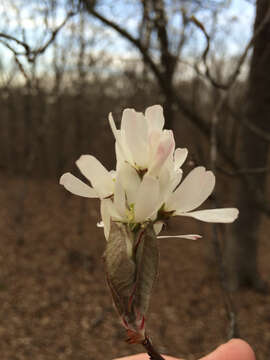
[104,222,136,318]
[133,225,159,316]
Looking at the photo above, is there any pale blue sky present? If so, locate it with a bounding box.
[0,0,255,79]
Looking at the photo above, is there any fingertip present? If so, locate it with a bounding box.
[113,354,147,360]
[226,339,256,360]
[113,354,179,360]
[201,339,256,360]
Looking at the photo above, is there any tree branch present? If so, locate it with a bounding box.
[191,4,270,90]
[30,11,76,61]
[0,11,76,63]
[0,32,31,55]
[82,0,164,85]
[81,0,270,216]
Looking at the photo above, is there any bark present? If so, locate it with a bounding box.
[225,0,270,291]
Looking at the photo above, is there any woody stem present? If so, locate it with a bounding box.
[141,336,166,360]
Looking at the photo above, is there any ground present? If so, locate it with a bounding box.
[1,174,270,360]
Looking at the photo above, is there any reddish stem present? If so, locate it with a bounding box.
[141,336,166,360]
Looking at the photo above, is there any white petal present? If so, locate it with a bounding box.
[158,166,171,201]
[100,200,111,240]
[121,109,148,167]
[114,175,127,217]
[109,170,116,179]
[148,130,161,164]
[134,175,160,223]
[166,167,215,212]
[105,199,123,221]
[177,208,239,223]
[118,162,141,204]
[158,234,202,240]
[76,155,113,198]
[170,169,183,191]
[60,173,98,198]
[154,221,164,235]
[108,112,118,137]
[115,143,124,169]
[174,148,188,168]
[145,105,165,131]
[109,113,132,163]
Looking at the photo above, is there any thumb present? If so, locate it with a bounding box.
[200,339,255,360]
[113,339,255,360]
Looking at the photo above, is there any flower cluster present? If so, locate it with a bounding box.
[60,105,238,240]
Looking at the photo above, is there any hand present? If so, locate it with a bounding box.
[114,339,255,360]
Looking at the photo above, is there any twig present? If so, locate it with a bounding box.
[30,11,76,61]
[190,16,228,90]
[142,336,166,360]
[191,5,270,90]
[0,32,31,55]
[0,11,75,62]
[82,0,164,86]
[0,40,30,82]
[210,92,227,167]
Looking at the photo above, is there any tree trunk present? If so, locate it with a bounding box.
[225,0,270,291]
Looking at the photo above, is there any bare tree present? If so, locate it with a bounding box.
[80,0,227,128]
[225,0,270,291]
[77,0,270,286]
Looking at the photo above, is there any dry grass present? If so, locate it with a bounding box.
[1,174,270,360]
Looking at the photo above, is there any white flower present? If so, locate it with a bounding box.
[155,166,239,239]
[60,105,239,242]
[100,162,162,239]
[60,154,114,199]
[109,105,175,176]
[165,166,239,222]
[158,147,188,203]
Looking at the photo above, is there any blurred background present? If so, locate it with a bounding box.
[1,0,270,359]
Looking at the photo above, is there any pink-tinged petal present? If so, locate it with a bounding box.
[148,130,161,162]
[121,109,148,167]
[118,162,141,204]
[149,128,162,146]
[134,175,160,223]
[114,175,127,218]
[174,148,188,168]
[153,221,164,235]
[166,167,215,212]
[157,234,202,240]
[60,173,98,198]
[76,155,113,198]
[148,130,175,175]
[177,208,239,223]
[145,105,165,131]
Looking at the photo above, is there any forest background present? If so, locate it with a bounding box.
[0,0,270,359]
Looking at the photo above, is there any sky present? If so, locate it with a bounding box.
[0,0,255,81]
